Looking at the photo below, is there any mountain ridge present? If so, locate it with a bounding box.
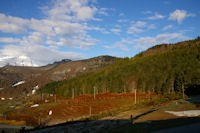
[135,37,200,58]
[39,37,200,97]
[0,55,119,97]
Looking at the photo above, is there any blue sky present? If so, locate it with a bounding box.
[0,0,199,66]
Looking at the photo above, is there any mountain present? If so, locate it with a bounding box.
[46,59,72,68]
[0,59,71,89]
[37,56,118,83]
[0,65,47,90]
[0,56,119,97]
[39,37,200,97]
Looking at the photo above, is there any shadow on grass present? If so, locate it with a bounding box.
[25,119,130,133]
[184,84,200,107]
[112,117,200,133]
[185,95,200,108]
[24,109,156,133]
[133,108,158,121]
[24,116,200,133]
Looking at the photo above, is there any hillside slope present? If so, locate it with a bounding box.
[0,56,118,97]
[40,37,200,97]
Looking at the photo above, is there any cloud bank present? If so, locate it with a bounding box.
[0,0,102,66]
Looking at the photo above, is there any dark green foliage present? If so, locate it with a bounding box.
[39,38,200,97]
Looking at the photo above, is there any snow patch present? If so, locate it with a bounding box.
[49,110,52,115]
[165,110,200,117]
[1,97,5,100]
[67,68,71,72]
[12,81,25,87]
[8,97,13,100]
[34,85,39,89]
[32,89,36,95]
[31,104,39,108]
[32,85,39,94]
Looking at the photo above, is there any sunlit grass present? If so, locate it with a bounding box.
[0,119,26,126]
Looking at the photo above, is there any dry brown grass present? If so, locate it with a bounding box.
[5,92,158,126]
[0,119,26,125]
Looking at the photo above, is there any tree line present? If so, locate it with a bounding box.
[39,37,200,98]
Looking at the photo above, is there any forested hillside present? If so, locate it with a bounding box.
[0,56,118,97]
[39,37,200,97]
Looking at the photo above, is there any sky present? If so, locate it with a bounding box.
[0,0,199,66]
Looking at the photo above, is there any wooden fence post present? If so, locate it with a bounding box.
[94,86,96,99]
[72,88,74,99]
[134,89,137,104]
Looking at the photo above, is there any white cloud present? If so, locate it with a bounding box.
[104,37,133,52]
[148,24,156,30]
[54,21,83,35]
[127,21,147,34]
[111,28,121,35]
[76,6,97,20]
[118,19,128,23]
[37,0,100,48]
[98,8,109,16]
[0,37,20,43]
[108,33,185,53]
[86,26,110,34]
[115,24,121,28]
[104,42,129,52]
[0,0,106,66]
[20,32,44,46]
[187,13,196,17]
[0,44,82,66]
[133,33,187,50]
[56,35,97,49]
[142,11,152,14]
[0,13,28,33]
[28,19,96,48]
[116,43,129,52]
[169,9,195,24]
[134,21,147,27]
[148,13,165,20]
[0,0,99,49]
[119,13,125,16]
[45,0,97,21]
[169,10,186,24]
[163,25,173,31]
[29,19,56,38]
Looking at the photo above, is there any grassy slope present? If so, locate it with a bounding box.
[110,97,200,133]
[40,38,200,97]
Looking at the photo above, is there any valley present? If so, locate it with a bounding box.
[1,93,200,133]
[0,56,118,97]
[0,38,200,132]
[0,0,199,132]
